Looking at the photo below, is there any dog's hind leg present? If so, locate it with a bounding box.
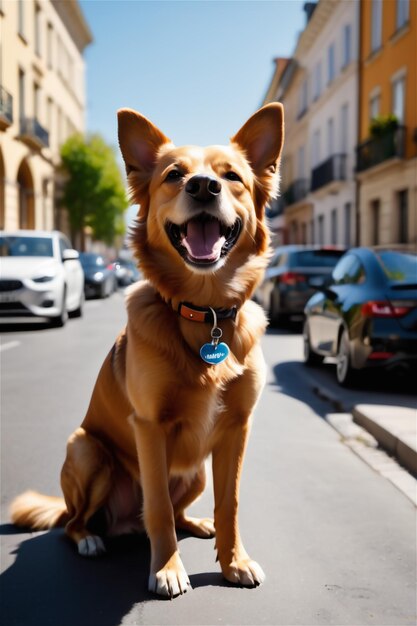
[60,427,113,557]
[172,465,215,538]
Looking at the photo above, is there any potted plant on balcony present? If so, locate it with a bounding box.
[369,114,399,138]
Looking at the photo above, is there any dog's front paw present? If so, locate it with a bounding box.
[77,535,106,557]
[221,557,265,587]
[149,552,191,598]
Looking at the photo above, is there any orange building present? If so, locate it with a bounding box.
[357,0,417,244]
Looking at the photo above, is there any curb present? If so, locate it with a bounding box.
[352,405,417,478]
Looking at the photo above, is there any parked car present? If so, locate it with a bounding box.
[303,245,417,386]
[255,245,346,325]
[79,253,117,298]
[111,258,141,286]
[0,230,84,326]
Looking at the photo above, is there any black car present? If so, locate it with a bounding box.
[79,253,117,298]
[111,259,141,286]
[255,245,346,325]
[303,246,417,386]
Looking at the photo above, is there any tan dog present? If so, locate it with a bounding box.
[10,103,284,598]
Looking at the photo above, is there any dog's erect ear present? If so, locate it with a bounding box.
[231,103,284,205]
[117,109,171,175]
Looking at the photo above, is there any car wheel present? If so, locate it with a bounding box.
[336,329,356,387]
[303,321,324,366]
[50,289,68,327]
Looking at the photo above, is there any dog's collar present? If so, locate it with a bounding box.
[176,301,238,324]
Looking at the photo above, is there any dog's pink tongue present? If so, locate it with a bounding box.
[183,219,225,260]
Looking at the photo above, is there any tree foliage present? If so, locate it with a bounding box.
[60,134,128,248]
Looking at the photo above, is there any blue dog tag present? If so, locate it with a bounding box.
[200,342,230,365]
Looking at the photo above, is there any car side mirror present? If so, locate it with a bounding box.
[323,286,338,301]
[62,249,80,262]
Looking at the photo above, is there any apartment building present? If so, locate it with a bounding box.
[264,0,359,248]
[357,0,417,245]
[0,0,92,232]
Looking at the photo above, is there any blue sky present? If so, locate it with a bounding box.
[80,0,306,149]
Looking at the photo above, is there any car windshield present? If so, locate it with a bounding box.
[79,254,106,268]
[0,236,53,257]
[291,250,345,267]
[376,250,417,284]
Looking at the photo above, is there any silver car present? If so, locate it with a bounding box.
[0,230,84,327]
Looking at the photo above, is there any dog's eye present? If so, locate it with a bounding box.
[165,170,183,182]
[224,171,242,183]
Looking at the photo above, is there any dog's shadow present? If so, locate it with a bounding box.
[0,525,228,626]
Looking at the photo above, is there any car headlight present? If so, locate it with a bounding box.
[93,272,104,281]
[32,275,55,283]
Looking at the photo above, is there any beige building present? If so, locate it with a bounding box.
[264,0,360,248]
[0,0,92,233]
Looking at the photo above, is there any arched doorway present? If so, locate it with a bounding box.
[0,149,5,229]
[17,159,35,229]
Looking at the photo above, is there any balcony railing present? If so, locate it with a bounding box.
[0,86,13,129]
[311,154,347,192]
[19,117,49,149]
[356,126,406,172]
[284,178,309,205]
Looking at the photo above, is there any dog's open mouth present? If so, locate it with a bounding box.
[166,214,242,267]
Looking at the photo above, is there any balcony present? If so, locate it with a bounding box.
[311,154,347,193]
[0,86,13,130]
[18,117,49,150]
[284,178,309,205]
[356,126,406,173]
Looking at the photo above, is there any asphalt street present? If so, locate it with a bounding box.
[1,292,416,626]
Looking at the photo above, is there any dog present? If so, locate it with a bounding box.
[10,103,284,598]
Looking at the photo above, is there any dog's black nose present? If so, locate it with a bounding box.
[185,175,221,202]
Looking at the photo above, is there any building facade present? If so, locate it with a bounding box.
[263,0,359,248]
[357,0,417,245]
[0,0,92,233]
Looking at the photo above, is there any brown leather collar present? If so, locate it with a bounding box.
[177,301,238,324]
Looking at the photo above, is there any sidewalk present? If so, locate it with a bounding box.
[353,404,417,477]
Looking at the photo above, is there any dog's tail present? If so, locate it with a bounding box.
[9,490,69,530]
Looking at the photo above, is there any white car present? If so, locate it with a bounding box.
[0,230,84,326]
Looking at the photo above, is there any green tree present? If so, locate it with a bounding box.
[60,134,128,250]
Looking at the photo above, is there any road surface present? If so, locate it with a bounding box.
[1,292,416,625]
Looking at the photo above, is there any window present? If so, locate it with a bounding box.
[318,215,325,245]
[297,145,305,179]
[35,4,41,57]
[341,104,349,153]
[18,0,25,37]
[328,43,336,84]
[47,23,53,68]
[331,209,338,244]
[344,203,352,247]
[392,75,405,123]
[396,0,409,30]
[397,190,408,243]
[298,79,308,117]
[371,0,383,52]
[369,90,380,120]
[301,223,307,244]
[313,61,322,101]
[333,255,365,285]
[342,24,352,68]
[34,83,41,121]
[310,220,315,244]
[327,118,334,157]
[371,199,380,245]
[18,69,25,120]
[312,129,321,168]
